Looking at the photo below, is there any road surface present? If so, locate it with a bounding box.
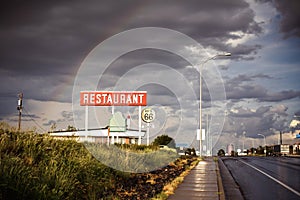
[221,156,300,200]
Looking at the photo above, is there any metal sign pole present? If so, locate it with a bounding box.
[147,122,150,146]
[138,106,141,145]
[85,106,88,140]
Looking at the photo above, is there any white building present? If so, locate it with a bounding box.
[49,112,146,144]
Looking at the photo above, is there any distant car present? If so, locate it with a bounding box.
[184,148,196,155]
[178,151,185,156]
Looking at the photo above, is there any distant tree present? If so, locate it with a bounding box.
[250,147,256,155]
[217,149,225,156]
[256,146,264,154]
[67,125,77,131]
[230,150,236,157]
[152,134,176,148]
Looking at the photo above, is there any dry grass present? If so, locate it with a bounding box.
[152,157,200,200]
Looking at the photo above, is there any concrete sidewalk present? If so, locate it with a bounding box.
[168,157,223,200]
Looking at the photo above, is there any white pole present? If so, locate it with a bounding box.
[147,122,150,146]
[85,106,88,140]
[260,134,266,154]
[210,134,212,155]
[199,63,202,157]
[198,53,231,157]
[107,128,110,146]
[206,114,209,156]
[85,106,88,131]
[138,106,141,145]
[111,133,114,144]
[243,131,246,153]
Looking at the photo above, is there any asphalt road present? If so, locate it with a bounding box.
[221,156,300,200]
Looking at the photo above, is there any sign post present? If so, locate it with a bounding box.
[141,108,155,145]
[138,106,142,145]
[85,106,88,141]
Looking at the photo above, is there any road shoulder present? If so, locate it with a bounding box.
[218,157,244,200]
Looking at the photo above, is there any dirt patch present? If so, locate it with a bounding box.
[111,156,198,200]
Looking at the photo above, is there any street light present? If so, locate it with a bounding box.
[199,52,231,157]
[258,133,267,154]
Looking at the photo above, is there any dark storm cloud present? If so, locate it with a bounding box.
[1,0,264,106]
[259,90,300,102]
[0,0,262,76]
[101,49,189,78]
[256,0,300,38]
[225,74,269,100]
[0,0,273,126]
[225,74,300,102]
[295,110,300,116]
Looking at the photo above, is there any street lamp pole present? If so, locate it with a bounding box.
[257,134,266,146]
[199,52,231,157]
[242,131,246,153]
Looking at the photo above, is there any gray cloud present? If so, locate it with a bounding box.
[259,90,300,102]
[225,74,300,102]
[0,0,262,75]
[0,0,299,150]
[0,0,264,112]
[256,0,300,38]
[42,110,73,127]
[223,104,289,138]
[273,0,300,38]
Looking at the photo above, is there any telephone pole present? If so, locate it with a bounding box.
[17,93,23,131]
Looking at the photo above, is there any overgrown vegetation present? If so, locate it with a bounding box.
[0,124,124,199]
[87,143,179,173]
[0,123,197,199]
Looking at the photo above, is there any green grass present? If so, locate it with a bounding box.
[0,124,125,199]
[0,123,190,199]
[86,143,179,173]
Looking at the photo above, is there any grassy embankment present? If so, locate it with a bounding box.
[0,123,197,199]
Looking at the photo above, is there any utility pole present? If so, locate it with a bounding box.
[280,131,282,145]
[17,93,23,131]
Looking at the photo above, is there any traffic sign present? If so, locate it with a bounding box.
[141,108,155,123]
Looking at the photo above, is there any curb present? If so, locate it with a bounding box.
[215,157,226,200]
[217,157,244,200]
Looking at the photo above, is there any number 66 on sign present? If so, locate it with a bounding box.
[141,108,155,123]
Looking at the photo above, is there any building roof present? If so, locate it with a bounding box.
[49,128,145,137]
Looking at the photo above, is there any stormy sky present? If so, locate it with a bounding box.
[1,0,300,151]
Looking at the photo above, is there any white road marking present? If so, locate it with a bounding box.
[239,160,300,197]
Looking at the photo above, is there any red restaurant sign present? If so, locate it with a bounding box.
[80,91,147,106]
